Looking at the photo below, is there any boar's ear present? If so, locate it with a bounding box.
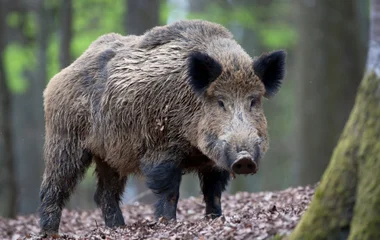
[187,51,223,95]
[253,50,286,98]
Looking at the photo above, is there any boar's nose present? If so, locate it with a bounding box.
[231,151,258,174]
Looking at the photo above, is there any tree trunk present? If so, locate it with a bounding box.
[0,0,18,218]
[295,0,366,186]
[123,0,161,204]
[16,0,47,214]
[125,0,160,35]
[59,0,72,69]
[289,0,380,239]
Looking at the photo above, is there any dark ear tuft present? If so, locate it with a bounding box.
[188,52,222,94]
[253,50,286,98]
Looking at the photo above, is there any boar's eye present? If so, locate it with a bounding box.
[250,98,257,109]
[217,99,226,111]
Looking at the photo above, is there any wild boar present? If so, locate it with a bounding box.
[39,20,286,235]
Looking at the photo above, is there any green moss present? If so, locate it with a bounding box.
[348,72,380,240]
[288,119,359,239]
[270,234,284,240]
[289,72,380,240]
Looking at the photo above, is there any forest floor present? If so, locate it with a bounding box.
[0,185,314,240]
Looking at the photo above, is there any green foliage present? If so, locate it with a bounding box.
[187,2,296,50]
[47,34,59,79]
[4,43,35,93]
[3,0,297,94]
[259,25,296,49]
[5,10,37,93]
[187,4,256,30]
[23,12,37,39]
[160,1,170,25]
[4,0,126,93]
[6,12,22,28]
[44,0,60,9]
[72,0,124,59]
[6,11,37,40]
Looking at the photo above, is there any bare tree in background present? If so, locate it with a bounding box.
[295,0,367,185]
[28,0,49,211]
[124,0,161,203]
[59,0,72,69]
[289,0,380,238]
[0,0,18,218]
[14,0,49,214]
[126,0,160,35]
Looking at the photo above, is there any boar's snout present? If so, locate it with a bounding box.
[231,151,258,174]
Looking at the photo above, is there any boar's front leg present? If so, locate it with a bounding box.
[199,169,230,218]
[142,160,182,221]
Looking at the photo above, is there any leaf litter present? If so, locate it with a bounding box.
[0,185,315,240]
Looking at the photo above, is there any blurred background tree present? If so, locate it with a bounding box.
[0,0,370,216]
[124,0,161,204]
[295,0,367,185]
[0,0,17,218]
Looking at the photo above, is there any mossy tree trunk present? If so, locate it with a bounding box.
[288,0,380,239]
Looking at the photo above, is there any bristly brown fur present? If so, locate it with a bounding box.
[39,20,286,234]
[43,20,259,174]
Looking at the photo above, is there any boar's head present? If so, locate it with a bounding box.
[187,49,286,175]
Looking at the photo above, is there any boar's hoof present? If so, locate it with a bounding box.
[206,213,222,219]
[39,232,60,239]
[157,216,176,224]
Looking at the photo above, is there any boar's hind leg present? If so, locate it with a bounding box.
[142,161,182,221]
[94,157,127,228]
[199,169,230,218]
[39,141,92,235]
